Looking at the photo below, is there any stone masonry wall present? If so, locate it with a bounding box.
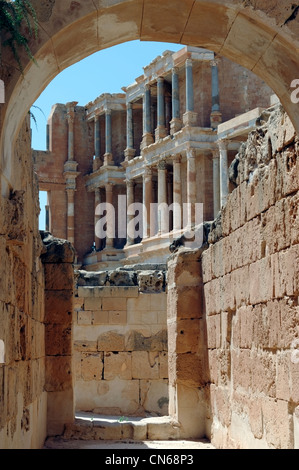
[73,268,168,417]
[202,105,299,449]
[0,117,47,449]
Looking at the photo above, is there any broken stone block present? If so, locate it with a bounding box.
[137,270,165,293]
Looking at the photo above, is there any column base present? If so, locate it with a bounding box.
[103,153,114,166]
[140,132,154,150]
[124,147,136,161]
[210,110,222,129]
[183,111,198,127]
[170,118,182,135]
[155,126,167,141]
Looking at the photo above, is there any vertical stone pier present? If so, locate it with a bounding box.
[167,247,210,439]
[41,232,75,436]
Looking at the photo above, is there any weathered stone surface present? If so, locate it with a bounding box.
[137,271,165,292]
[40,231,75,263]
[97,332,125,352]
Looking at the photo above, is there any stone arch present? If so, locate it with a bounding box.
[1,0,299,195]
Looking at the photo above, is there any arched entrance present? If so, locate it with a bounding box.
[1,0,299,447]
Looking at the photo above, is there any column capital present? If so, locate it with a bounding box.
[157,160,167,170]
[185,58,193,67]
[186,148,196,159]
[143,166,153,178]
[105,108,112,115]
[210,58,220,67]
[218,139,230,151]
[212,149,220,159]
[172,66,179,75]
[157,76,164,84]
[172,154,182,164]
[126,179,135,188]
[94,114,99,122]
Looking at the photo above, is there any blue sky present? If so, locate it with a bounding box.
[33,40,183,229]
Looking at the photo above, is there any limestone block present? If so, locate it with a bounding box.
[175,286,202,320]
[232,265,250,309]
[109,310,127,324]
[74,296,84,311]
[45,324,72,356]
[102,297,127,311]
[92,310,109,325]
[45,356,73,391]
[81,352,103,381]
[249,256,273,305]
[44,290,73,324]
[103,352,132,380]
[137,271,165,293]
[74,340,97,352]
[127,294,150,312]
[132,351,159,379]
[276,352,291,401]
[96,378,140,415]
[47,389,74,437]
[262,398,292,449]
[175,319,201,354]
[159,351,168,379]
[84,297,102,311]
[107,270,136,286]
[94,286,139,298]
[77,311,92,325]
[250,350,276,397]
[207,315,221,349]
[176,353,205,388]
[238,305,254,349]
[231,349,252,391]
[150,293,167,311]
[285,192,299,246]
[97,331,125,352]
[44,263,74,290]
[210,385,231,428]
[140,379,169,415]
[40,231,75,264]
[76,270,107,287]
[126,329,167,352]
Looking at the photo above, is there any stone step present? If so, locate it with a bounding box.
[63,412,181,441]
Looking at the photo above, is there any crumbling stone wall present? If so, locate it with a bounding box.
[73,267,168,417]
[202,105,299,448]
[0,117,47,449]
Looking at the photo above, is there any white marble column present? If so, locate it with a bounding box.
[143,168,152,239]
[105,183,114,248]
[94,188,101,250]
[126,179,135,246]
[158,161,168,235]
[186,148,197,227]
[173,155,182,231]
[124,102,136,161]
[170,67,182,135]
[218,139,229,207]
[183,59,197,127]
[66,101,78,161]
[93,115,102,171]
[212,150,220,217]
[104,109,114,166]
[210,58,222,129]
[155,77,167,141]
[141,85,154,149]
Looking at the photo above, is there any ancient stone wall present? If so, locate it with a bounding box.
[202,105,299,448]
[41,232,75,436]
[74,268,168,417]
[0,117,47,449]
